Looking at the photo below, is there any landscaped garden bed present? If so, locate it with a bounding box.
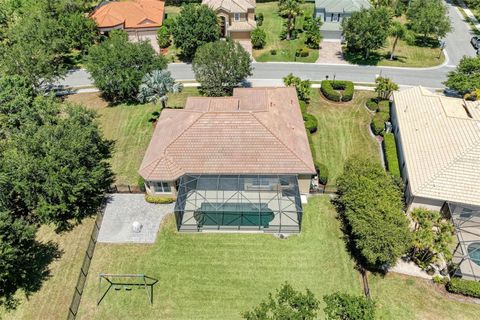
[320,80,354,102]
[253,2,319,63]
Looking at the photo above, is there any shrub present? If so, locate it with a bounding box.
[157,25,171,48]
[432,275,449,285]
[314,161,329,185]
[378,100,390,114]
[284,73,311,102]
[303,113,318,133]
[295,47,309,57]
[270,49,277,55]
[447,278,480,298]
[145,194,176,204]
[371,112,387,136]
[321,80,354,102]
[366,98,379,112]
[256,12,264,26]
[251,27,266,49]
[320,81,341,102]
[323,292,376,320]
[299,100,307,114]
[137,176,146,192]
[383,133,400,177]
[337,157,412,269]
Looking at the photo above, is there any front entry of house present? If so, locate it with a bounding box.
[220,16,226,37]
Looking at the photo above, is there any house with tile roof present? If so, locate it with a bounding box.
[391,86,480,212]
[139,87,315,233]
[90,0,165,52]
[202,0,256,41]
[314,0,371,39]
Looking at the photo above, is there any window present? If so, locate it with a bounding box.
[152,181,171,193]
[234,13,240,21]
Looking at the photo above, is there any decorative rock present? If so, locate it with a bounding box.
[132,221,142,233]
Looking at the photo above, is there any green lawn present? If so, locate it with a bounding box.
[307,89,379,186]
[0,218,95,320]
[65,88,200,185]
[254,2,319,63]
[76,196,361,319]
[370,273,480,320]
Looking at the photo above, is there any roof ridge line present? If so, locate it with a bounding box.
[415,135,480,194]
[250,110,314,173]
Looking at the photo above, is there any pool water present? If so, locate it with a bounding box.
[194,202,274,228]
[467,242,480,267]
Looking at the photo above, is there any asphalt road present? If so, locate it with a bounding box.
[58,1,476,90]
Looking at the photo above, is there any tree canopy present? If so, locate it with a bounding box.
[137,70,183,108]
[342,7,392,59]
[444,55,480,95]
[0,0,98,88]
[283,73,311,102]
[193,40,252,96]
[86,30,167,103]
[336,157,412,269]
[242,282,320,320]
[407,0,451,40]
[171,4,220,60]
[375,76,398,100]
[323,292,376,320]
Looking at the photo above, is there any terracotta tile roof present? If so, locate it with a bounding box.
[393,86,480,206]
[139,87,316,181]
[202,0,256,12]
[90,0,164,29]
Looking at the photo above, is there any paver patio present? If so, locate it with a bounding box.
[98,194,174,244]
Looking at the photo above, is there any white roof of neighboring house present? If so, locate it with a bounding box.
[315,0,371,13]
[202,0,255,12]
[393,86,480,207]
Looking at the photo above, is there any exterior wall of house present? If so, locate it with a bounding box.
[126,28,160,52]
[145,180,177,197]
[315,8,350,22]
[408,196,445,212]
[298,175,313,194]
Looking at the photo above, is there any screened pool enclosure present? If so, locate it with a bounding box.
[174,175,303,233]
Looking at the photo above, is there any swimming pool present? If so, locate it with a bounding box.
[194,202,275,228]
[467,242,480,267]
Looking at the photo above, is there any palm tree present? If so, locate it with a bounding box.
[278,0,303,40]
[137,70,183,109]
[389,21,409,60]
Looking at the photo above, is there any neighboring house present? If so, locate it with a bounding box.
[391,86,480,212]
[139,87,316,233]
[202,0,256,41]
[314,0,371,39]
[90,0,165,52]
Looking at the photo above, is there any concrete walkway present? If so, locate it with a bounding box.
[98,194,174,244]
[390,259,432,280]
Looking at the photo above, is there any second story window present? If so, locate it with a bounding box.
[234,13,240,21]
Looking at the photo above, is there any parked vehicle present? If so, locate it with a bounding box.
[471,36,480,49]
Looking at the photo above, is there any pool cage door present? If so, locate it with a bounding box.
[174,174,303,233]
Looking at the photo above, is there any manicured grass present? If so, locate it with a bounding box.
[343,37,445,68]
[65,88,200,185]
[307,90,379,186]
[254,2,319,63]
[0,218,95,320]
[369,273,480,319]
[76,196,362,319]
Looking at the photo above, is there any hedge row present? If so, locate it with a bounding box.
[303,113,318,133]
[371,112,388,136]
[320,80,354,102]
[314,161,329,185]
[447,278,480,298]
[383,133,401,178]
[145,195,176,204]
[366,99,378,112]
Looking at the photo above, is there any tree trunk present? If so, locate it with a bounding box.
[390,36,399,60]
[365,48,370,59]
[287,14,292,40]
[161,99,166,110]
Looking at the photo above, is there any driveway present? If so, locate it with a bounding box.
[97,194,174,244]
[317,40,347,64]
